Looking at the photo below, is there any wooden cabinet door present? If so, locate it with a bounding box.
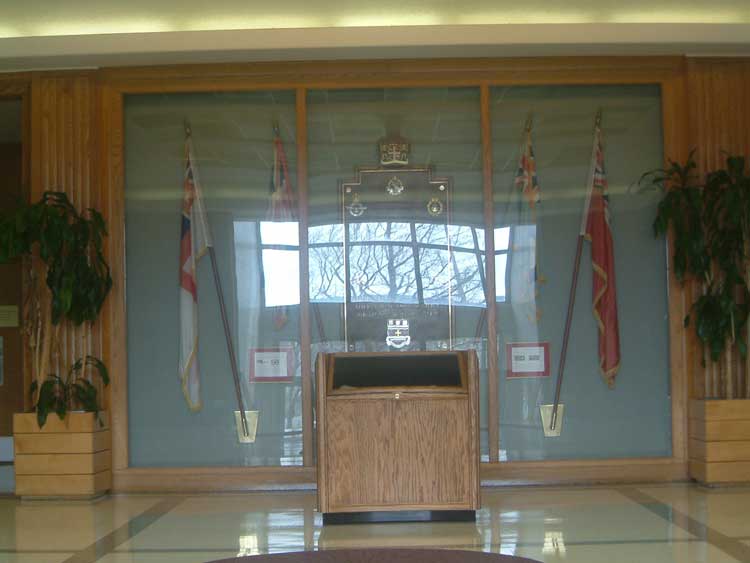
[326,395,472,511]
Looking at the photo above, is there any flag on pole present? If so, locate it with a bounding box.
[509,119,544,325]
[515,124,541,217]
[266,123,296,330]
[582,122,621,387]
[268,124,295,222]
[179,127,213,410]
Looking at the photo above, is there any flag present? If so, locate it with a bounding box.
[515,126,541,217]
[268,125,295,222]
[583,125,621,387]
[509,123,544,326]
[179,130,213,410]
[266,124,296,330]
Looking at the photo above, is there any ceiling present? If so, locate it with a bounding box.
[1,0,749,71]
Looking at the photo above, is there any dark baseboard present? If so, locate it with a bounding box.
[322,510,476,525]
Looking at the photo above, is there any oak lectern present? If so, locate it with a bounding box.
[316,351,480,523]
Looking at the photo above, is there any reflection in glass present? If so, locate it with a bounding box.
[125,91,302,467]
[492,84,670,462]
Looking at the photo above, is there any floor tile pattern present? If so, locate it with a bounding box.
[1,484,749,563]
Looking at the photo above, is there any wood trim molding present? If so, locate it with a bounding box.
[480,84,499,463]
[100,55,693,488]
[296,87,314,467]
[660,62,691,463]
[99,84,128,471]
[111,457,686,493]
[113,466,317,493]
[97,56,686,93]
[481,458,688,486]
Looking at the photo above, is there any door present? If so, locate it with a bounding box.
[0,97,24,439]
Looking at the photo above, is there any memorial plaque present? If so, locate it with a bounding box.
[340,138,454,351]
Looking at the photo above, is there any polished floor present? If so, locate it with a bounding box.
[1,483,750,563]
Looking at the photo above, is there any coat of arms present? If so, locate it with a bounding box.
[386,319,411,349]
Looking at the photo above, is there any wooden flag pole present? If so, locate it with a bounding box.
[550,110,601,431]
[207,246,250,437]
[185,120,249,437]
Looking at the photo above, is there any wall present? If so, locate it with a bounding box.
[2,56,749,489]
[28,73,104,404]
[687,59,750,400]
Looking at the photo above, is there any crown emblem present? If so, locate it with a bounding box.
[378,135,410,167]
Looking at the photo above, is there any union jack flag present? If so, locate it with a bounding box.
[509,123,545,324]
[515,128,541,217]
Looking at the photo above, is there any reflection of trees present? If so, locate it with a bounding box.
[308,221,486,306]
[309,224,345,302]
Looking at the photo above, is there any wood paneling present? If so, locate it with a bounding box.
[689,398,750,483]
[690,398,750,420]
[689,460,750,484]
[687,59,750,401]
[113,466,316,493]
[14,430,111,455]
[481,458,687,485]
[15,470,111,498]
[12,411,111,497]
[15,450,110,475]
[13,411,108,433]
[29,71,103,405]
[660,64,691,463]
[99,84,127,470]
[689,438,750,462]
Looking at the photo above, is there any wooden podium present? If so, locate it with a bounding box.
[316,351,480,523]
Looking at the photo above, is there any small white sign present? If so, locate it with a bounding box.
[249,348,293,382]
[506,342,550,379]
[511,346,545,372]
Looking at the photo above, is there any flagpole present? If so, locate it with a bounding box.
[549,109,601,431]
[208,245,250,437]
[185,120,250,437]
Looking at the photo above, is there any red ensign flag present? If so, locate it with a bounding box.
[584,126,620,387]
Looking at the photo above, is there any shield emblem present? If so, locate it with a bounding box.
[386,319,411,349]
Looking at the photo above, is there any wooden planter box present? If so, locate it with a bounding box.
[12,411,111,499]
[689,399,750,485]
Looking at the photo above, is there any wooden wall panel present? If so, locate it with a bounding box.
[29,72,103,402]
[687,59,750,400]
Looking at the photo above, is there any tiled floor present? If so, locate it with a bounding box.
[1,484,750,562]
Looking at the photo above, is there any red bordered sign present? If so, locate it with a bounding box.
[249,347,295,383]
[506,342,550,379]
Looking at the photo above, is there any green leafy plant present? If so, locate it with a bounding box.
[29,356,110,428]
[641,153,750,370]
[0,191,112,325]
[0,190,112,420]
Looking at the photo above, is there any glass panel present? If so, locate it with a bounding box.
[492,84,670,460]
[308,87,488,458]
[125,91,301,466]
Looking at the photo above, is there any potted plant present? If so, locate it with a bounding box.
[643,153,750,484]
[0,191,112,498]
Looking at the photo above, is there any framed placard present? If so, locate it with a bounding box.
[506,342,550,379]
[0,306,19,328]
[249,347,294,383]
